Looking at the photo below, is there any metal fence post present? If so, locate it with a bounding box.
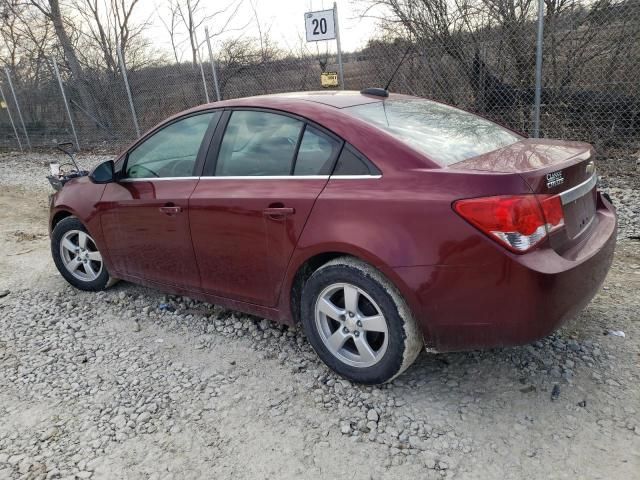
[4,67,31,149]
[533,0,545,138]
[0,84,23,152]
[205,27,221,101]
[117,45,141,138]
[52,58,80,150]
[194,31,210,103]
[199,61,210,103]
[333,2,345,90]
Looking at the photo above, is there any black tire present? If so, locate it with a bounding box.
[300,257,422,384]
[51,216,112,291]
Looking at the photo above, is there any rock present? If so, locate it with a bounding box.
[40,427,58,441]
[551,384,561,401]
[8,454,24,466]
[367,409,379,422]
[340,422,351,435]
[423,456,436,469]
[137,412,151,424]
[46,468,61,479]
[111,415,127,429]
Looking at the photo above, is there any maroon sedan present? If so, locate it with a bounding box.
[48,90,616,384]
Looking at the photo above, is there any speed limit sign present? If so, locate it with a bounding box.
[305,9,336,42]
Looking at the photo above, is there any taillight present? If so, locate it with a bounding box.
[538,195,564,232]
[453,194,565,253]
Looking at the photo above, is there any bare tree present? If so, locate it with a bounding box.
[74,0,152,74]
[248,0,280,63]
[28,0,96,115]
[159,0,184,64]
[172,0,244,66]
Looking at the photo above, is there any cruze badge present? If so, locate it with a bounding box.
[546,171,564,188]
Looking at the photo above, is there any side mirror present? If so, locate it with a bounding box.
[90,160,116,184]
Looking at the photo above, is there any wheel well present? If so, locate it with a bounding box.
[290,252,354,324]
[51,210,73,230]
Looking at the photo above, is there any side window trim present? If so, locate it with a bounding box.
[193,111,223,176]
[289,123,307,175]
[120,110,220,180]
[202,109,231,177]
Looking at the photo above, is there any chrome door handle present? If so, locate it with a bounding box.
[262,207,295,216]
[159,205,182,215]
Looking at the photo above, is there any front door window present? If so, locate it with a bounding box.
[126,112,217,178]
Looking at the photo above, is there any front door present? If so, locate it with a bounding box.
[99,111,219,289]
[189,110,342,306]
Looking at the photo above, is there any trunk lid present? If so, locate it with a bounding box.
[451,139,598,253]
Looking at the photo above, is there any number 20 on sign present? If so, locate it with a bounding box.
[305,9,336,42]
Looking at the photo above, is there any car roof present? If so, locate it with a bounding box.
[256,91,385,108]
[188,90,414,111]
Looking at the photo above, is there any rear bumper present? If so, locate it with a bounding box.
[394,193,617,351]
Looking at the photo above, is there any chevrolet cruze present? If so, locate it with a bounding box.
[48,90,616,384]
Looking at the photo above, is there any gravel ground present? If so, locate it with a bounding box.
[0,151,638,479]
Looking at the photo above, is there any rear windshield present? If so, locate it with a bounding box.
[344,99,521,165]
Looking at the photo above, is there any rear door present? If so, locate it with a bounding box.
[99,111,220,289]
[189,109,342,306]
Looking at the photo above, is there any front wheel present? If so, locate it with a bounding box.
[51,216,112,291]
[301,257,423,384]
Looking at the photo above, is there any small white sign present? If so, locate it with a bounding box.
[305,9,336,42]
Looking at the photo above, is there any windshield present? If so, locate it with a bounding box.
[344,99,522,165]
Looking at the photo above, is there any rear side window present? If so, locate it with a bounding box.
[294,126,341,176]
[216,111,303,176]
[344,99,521,165]
[333,145,379,176]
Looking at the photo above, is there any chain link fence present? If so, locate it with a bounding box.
[1,0,639,155]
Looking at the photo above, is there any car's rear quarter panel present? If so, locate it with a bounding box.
[282,169,536,341]
[397,196,616,351]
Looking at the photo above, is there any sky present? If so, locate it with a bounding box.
[142,0,383,60]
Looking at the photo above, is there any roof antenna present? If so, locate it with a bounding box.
[384,44,413,91]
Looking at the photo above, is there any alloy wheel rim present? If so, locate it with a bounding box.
[314,282,389,368]
[59,229,103,282]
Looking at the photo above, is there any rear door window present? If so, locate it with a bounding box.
[294,126,341,176]
[216,111,303,176]
[344,99,521,165]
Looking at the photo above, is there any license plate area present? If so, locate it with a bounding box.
[563,188,596,239]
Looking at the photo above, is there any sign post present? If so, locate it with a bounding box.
[305,2,345,89]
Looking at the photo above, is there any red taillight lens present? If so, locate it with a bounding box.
[539,194,565,232]
[453,194,565,253]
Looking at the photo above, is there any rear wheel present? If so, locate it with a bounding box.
[301,257,422,384]
[51,216,112,291]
